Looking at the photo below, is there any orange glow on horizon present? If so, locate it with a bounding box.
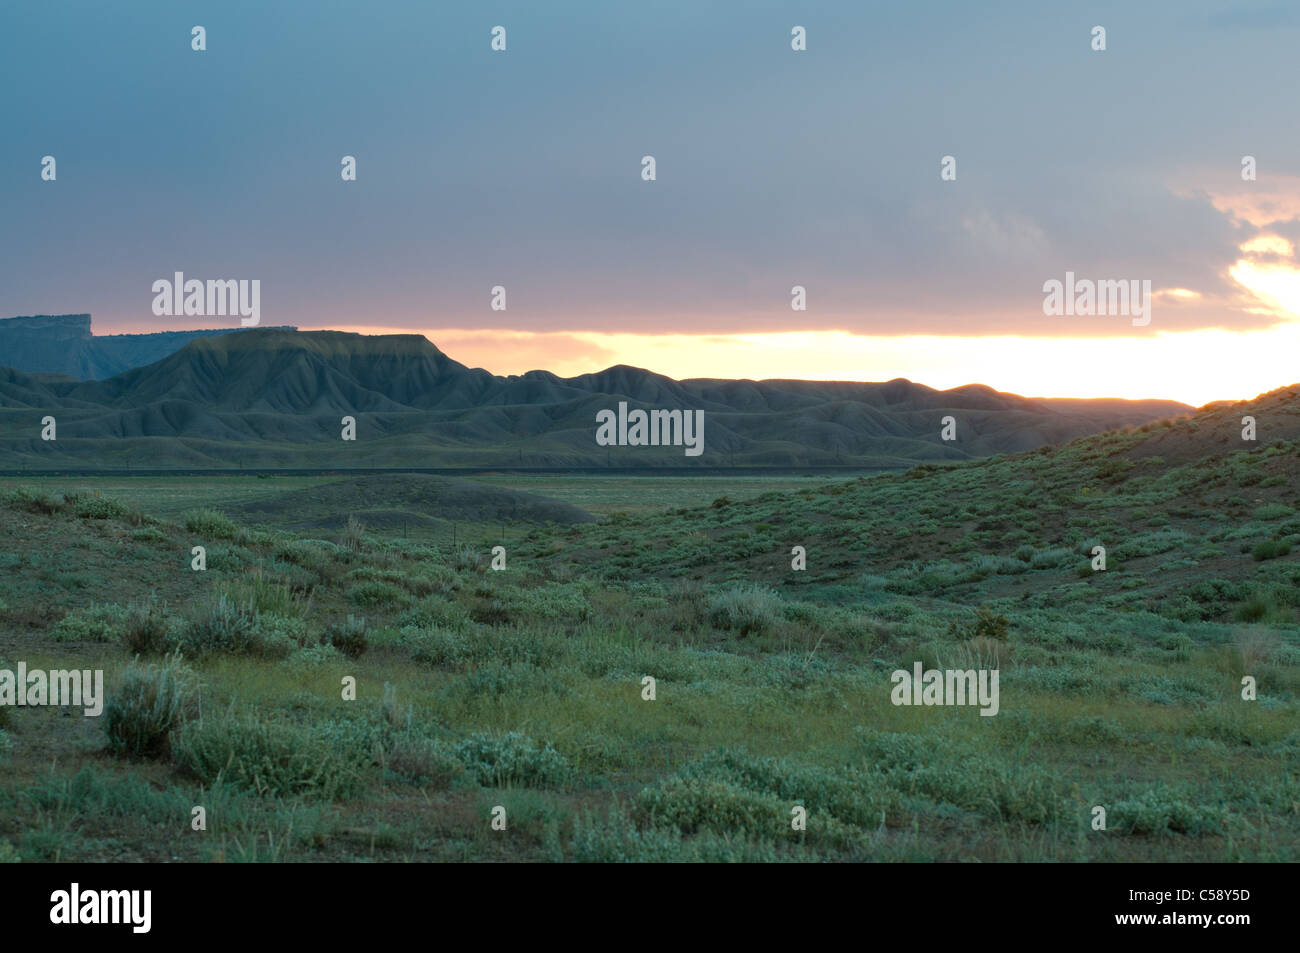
[313,324,1300,408]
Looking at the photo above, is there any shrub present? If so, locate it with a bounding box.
[1236,589,1291,624]
[1112,784,1220,835]
[444,661,560,702]
[453,545,484,573]
[406,626,557,669]
[1157,632,1195,661]
[397,596,471,632]
[347,581,410,611]
[223,570,309,618]
[469,594,514,626]
[341,516,366,555]
[385,738,466,789]
[202,546,251,572]
[121,601,176,656]
[709,584,781,635]
[635,777,787,837]
[518,585,593,623]
[1184,578,1246,616]
[1121,673,1213,707]
[1007,662,1112,699]
[104,654,197,760]
[857,729,1063,824]
[275,539,335,573]
[451,731,572,787]
[380,681,405,729]
[1095,458,1134,483]
[1186,704,1282,747]
[1029,547,1072,569]
[324,615,368,658]
[51,604,128,642]
[570,808,787,863]
[181,594,261,656]
[183,508,241,541]
[1254,503,1294,521]
[173,714,366,800]
[251,614,306,657]
[346,566,411,586]
[679,749,894,828]
[4,487,66,515]
[72,493,127,520]
[1253,539,1292,561]
[284,643,346,668]
[946,605,1010,642]
[1235,627,1280,670]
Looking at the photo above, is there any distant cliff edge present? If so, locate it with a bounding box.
[0,314,297,380]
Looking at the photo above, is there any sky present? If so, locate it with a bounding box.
[3,0,1300,406]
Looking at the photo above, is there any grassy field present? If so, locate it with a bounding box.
[470,473,827,517]
[0,422,1296,862]
[0,475,329,522]
[2,473,825,519]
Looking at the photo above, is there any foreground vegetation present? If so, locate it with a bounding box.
[0,415,1296,862]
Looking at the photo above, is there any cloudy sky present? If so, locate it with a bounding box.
[4,0,1300,404]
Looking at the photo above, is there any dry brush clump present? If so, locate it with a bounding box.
[453,544,486,574]
[183,507,244,542]
[3,486,68,516]
[103,653,199,761]
[341,515,366,556]
[1234,626,1280,672]
[121,600,176,656]
[946,605,1010,642]
[708,583,782,635]
[324,614,369,659]
[183,594,262,656]
[172,711,369,801]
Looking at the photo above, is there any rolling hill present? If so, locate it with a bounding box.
[0,327,1194,469]
[0,382,1293,863]
[561,381,1300,627]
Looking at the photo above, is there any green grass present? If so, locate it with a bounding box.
[0,429,1297,862]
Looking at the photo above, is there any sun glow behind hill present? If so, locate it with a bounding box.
[320,324,1300,408]
[318,207,1300,409]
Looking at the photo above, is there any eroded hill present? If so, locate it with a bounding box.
[0,328,1191,469]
